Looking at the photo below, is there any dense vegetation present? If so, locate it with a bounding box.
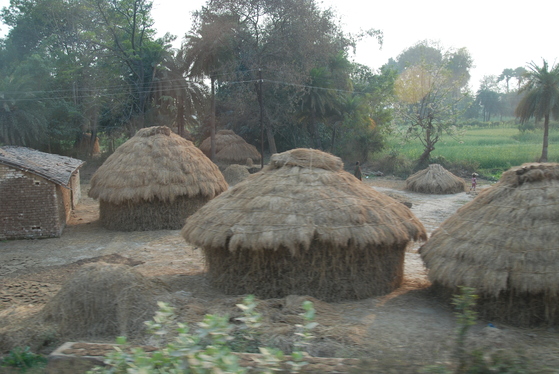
[0,0,557,173]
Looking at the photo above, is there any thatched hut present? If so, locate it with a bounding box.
[88,126,228,231]
[181,148,426,301]
[199,130,261,166]
[41,262,169,338]
[405,164,466,194]
[419,163,559,326]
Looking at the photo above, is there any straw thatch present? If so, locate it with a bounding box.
[420,163,559,326]
[182,148,426,301]
[405,164,466,194]
[222,164,250,186]
[88,126,228,230]
[199,129,261,165]
[41,262,170,338]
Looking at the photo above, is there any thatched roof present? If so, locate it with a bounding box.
[182,148,426,254]
[0,146,84,187]
[222,164,250,186]
[88,126,228,204]
[199,129,261,163]
[405,164,466,194]
[420,163,559,297]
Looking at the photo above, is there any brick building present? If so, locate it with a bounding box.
[0,146,84,239]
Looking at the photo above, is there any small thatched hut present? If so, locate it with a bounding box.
[182,148,426,301]
[199,130,261,166]
[420,163,559,326]
[88,126,228,231]
[405,164,466,194]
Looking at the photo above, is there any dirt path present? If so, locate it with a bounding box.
[1,178,558,371]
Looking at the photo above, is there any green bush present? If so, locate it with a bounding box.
[0,346,48,373]
[88,296,317,374]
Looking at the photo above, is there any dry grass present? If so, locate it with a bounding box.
[40,262,170,338]
[405,164,466,194]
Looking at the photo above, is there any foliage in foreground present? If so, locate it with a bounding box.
[88,296,317,374]
[0,346,48,372]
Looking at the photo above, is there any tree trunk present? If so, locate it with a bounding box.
[266,124,277,155]
[210,76,216,161]
[540,114,550,162]
[311,111,322,149]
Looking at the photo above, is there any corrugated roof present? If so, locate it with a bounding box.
[0,146,85,187]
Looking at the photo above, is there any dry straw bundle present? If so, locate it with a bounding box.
[182,148,426,301]
[199,129,261,165]
[420,163,559,326]
[405,164,466,194]
[222,164,250,186]
[88,126,228,231]
[41,262,169,338]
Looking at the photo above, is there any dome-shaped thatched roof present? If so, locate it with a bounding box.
[199,129,261,164]
[182,148,426,300]
[405,164,466,194]
[419,163,559,325]
[89,126,228,204]
[184,148,426,253]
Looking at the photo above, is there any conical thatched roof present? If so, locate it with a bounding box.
[183,148,426,253]
[199,129,261,164]
[420,163,559,296]
[88,126,228,204]
[405,164,466,194]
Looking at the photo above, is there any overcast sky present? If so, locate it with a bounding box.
[1,0,556,92]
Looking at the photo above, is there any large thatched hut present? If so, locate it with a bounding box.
[182,148,426,301]
[88,126,228,231]
[420,163,559,326]
[405,164,466,194]
[199,130,261,166]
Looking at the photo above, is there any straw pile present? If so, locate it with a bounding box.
[41,262,170,338]
[199,130,261,165]
[88,126,228,231]
[182,148,426,301]
[222,164,250,186]
[405,164,466,194]
[420,163,559,326]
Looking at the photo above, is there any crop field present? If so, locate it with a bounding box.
[384,125,559,175]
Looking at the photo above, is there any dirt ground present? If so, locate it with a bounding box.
[1,172,558,372]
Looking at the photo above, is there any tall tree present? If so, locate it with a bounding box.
[393,41,472,169]
[515,60,559,162]
[183,12,238,160]
[498,68,515,93]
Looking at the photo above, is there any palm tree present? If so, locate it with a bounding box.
[299,67,339,149]
[515,60,559,162]
[183,14,237,160]
[153,49,208,138]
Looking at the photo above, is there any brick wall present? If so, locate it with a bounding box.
[0,165,64,239]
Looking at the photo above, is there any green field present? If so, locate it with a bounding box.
[383,126,559,176]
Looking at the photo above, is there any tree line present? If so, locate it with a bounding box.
[1,0,557,166]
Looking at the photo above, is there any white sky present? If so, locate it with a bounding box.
[1,0,556,92]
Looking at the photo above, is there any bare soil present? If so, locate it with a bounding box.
[1,173,558,372]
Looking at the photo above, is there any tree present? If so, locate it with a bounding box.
[498,68,515,93]
[393,41,472,169]
[515,59,559,162]
[183,12,238,160]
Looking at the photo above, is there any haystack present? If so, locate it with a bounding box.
[405,164,466,194]
[88,126,228,231]
[182,148,426,301]
[199,129,261,165]
[41,262,170,338]
[222,164,250,186]
[420,163,559,326]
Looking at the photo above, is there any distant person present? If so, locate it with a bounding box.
[354,161,362,181]
[470,172,478,192]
